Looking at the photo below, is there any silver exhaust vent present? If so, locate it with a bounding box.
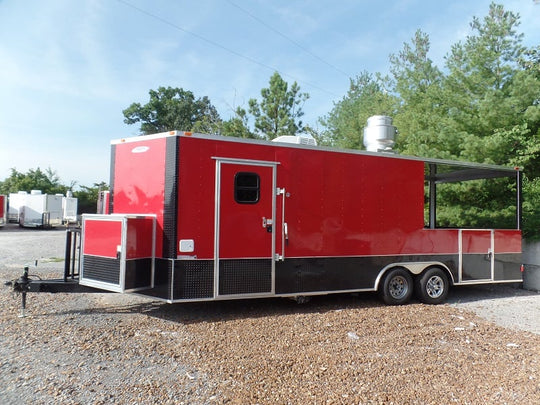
[363,115,397,152]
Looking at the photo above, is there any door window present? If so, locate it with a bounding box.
[234,172,260,204]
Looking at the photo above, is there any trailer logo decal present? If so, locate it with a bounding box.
[131,146,150,154]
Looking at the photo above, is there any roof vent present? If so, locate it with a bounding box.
[272,135,317,146]
[363,115,397,152]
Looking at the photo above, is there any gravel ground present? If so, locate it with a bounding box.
[1,224,539,404]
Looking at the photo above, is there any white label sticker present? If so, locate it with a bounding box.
[131,146,150,153]
[179,239,195,253]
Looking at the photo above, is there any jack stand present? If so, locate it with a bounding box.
[5,266,32,318]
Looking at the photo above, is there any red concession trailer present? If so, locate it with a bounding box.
[74,131,523,305]
[0,195,6,227]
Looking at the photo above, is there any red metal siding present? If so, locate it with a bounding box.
[126,217,154,259]
[276,148,426,257]
[494,230,522,253]
[112,137,167,257]
[83,220,122,258]
[174,136,440,259]
[461,230,492,254]
[108,134,521,263]
[0,195,5,222]
[176,137,218,259]
[402,229,459,255]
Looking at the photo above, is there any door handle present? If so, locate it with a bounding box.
[262,217,273,232]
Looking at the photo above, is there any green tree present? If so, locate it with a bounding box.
[389,30,457,158]
[318,72,397,148]
[74,182,109,214]
[0,167,69,195]
[248,72,309,140]
[221,107,257,139]
[318,3,540,237]
[440,3,540,237]
[123,86,222,135]
[444,3,527,142]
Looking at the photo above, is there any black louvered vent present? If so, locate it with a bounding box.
[173,260,214,299]
[219,259,271,295]
[83,256,120,285]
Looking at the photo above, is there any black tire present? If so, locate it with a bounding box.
[379,268,413,305]
[415,267,449,305]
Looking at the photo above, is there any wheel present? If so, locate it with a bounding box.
[415,267,449,305]
[379,268,413,305]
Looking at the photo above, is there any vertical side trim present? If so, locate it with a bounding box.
[109,144,116,214]
[428,163,436,229]
[458,230,463,283]
[516,170,522,230]
[120,216,127,291]
[170,259,175,301]
[490,229,495,281]
[163,136,179,258]
[213,161,222,298]
[271,164,276,294]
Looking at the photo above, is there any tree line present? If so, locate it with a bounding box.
[0,168,107,215]
[1,3,538,237]
[121,71,309,140]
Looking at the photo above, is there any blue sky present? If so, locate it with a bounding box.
[1,0,539,188]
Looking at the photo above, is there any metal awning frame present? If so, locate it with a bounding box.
[423,159,522,230]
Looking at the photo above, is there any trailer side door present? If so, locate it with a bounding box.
[214,158,278,297]
[459,229,493,282]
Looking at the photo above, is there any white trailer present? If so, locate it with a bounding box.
[18,191,63,228]
[62,194,78,224]
[8,191,27,222]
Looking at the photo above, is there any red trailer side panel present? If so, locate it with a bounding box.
[175,136,427,260]
[126,216,155,259]
[0,195,6,226]
[111,137,168,257]
[83,220,122,258]
[175,137,217,259]
[494,230,522,253]
[276,146,425,257]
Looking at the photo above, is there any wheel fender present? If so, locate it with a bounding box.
[374,262,454,290]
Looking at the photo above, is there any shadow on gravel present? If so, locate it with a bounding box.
[29,292,383,324]
[446,283,539,304]
[139,285,539,324]
[142,293,383,325]
[12,284,538,323]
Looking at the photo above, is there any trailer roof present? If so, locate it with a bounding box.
[112,131,520,182]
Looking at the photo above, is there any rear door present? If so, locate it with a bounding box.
[215,158,278,297]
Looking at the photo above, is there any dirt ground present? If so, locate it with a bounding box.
[1,224,539,404]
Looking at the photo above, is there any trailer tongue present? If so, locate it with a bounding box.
[4,125,524,312]
[4,229,109,317]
